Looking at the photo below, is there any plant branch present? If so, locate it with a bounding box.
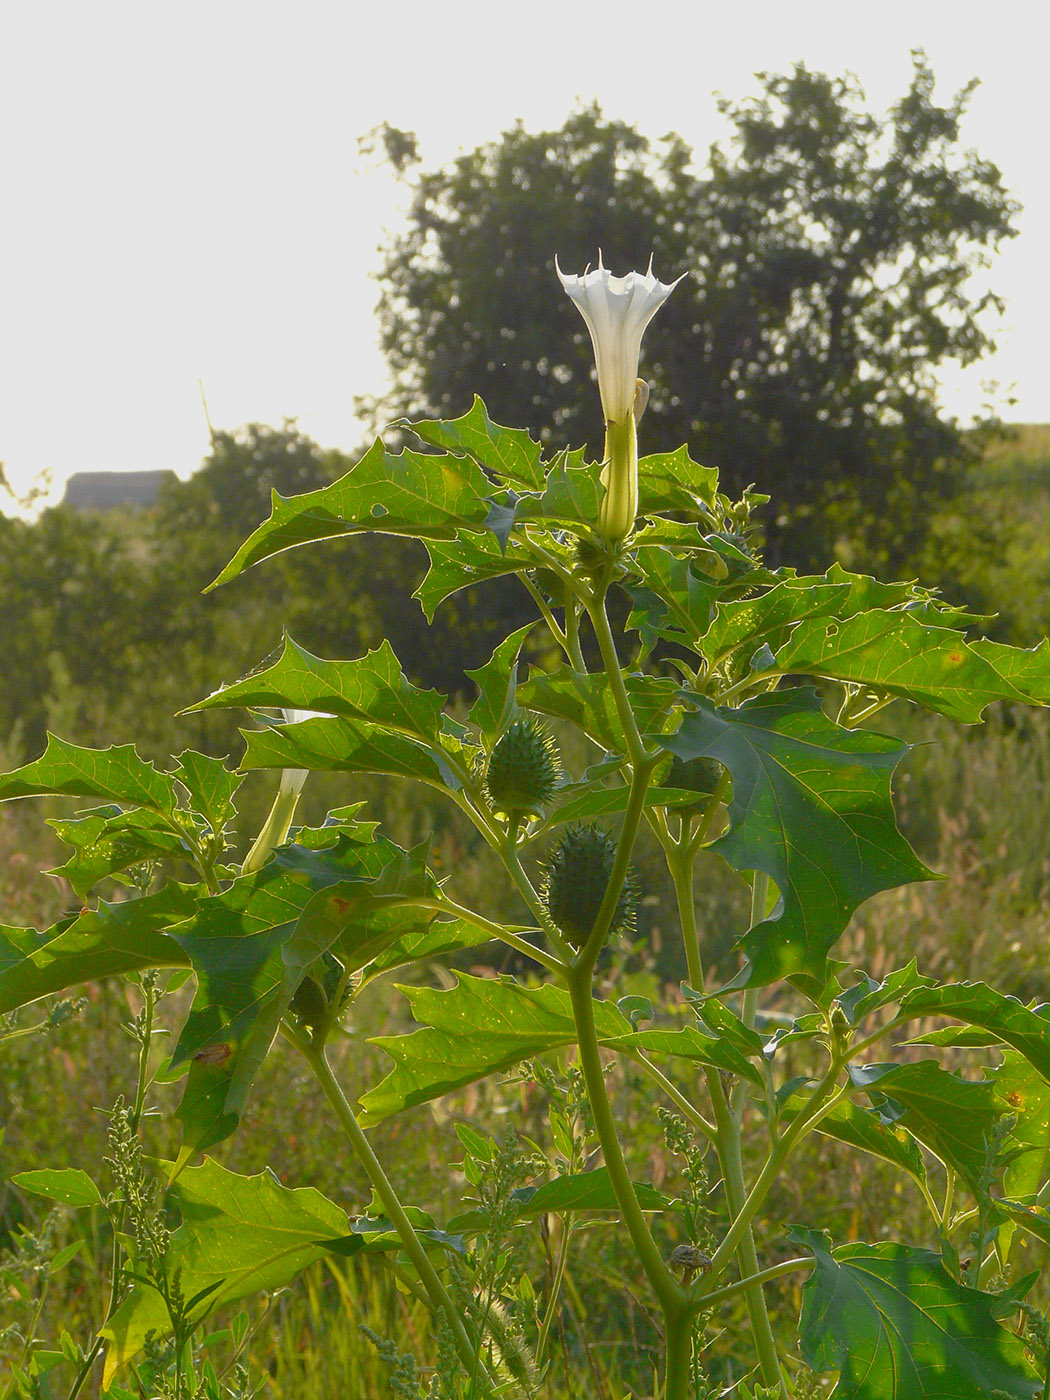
[687,770,731,857]
[424,894,565,974]
[292,1032,492,1390]
[565,588,587,672]
[706,1068,788,1396]
[686,1256,814,1317]
[667,844,704,994]
[519,574,569,655]
[585,587,647,767]
[576,755,656,975]
[566,970,684,1317]
[731,874,768,1120]
[622,1049,717,1144]
[450,792,574,964]
[718,670,785,706]
[705,1060,843,1286]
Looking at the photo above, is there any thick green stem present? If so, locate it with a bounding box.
[665,823,784,1389]
[299,1040,489,1388]
[570,576,694,1393]
[568,968,690,1397]
[567,971,683,1320]
[668,847,704,993]
[586,588,648,767]
[663,1307,694,1400]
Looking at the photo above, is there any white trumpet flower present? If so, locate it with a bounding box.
[557,253,682,423]
[278,708,324,798]
[242,707,326,874]
[556,253,683,542]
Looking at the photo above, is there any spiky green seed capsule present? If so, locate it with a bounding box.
[542,823,637,947]
[574,536,614,580]
[485,718,560,819]
[290,950,347,1030]
[667,755,728,815]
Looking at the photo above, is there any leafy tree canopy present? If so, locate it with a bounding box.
[372,56,1018,570]
[0,423,530,761]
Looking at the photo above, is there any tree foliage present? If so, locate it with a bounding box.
[373,57,1017,570]
[0,423,532,764]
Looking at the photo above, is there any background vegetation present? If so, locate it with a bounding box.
[3,53,1049,1397]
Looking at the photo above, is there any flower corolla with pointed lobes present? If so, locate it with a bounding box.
[556,253,683,544]
[556,253,683,426]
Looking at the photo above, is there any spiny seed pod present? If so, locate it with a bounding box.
[289,975,327,1030]
[542,823,637,947]
[485,718,560,819]
[290,951,347,1030]
[573,535,613,580]
[667,755,728,816]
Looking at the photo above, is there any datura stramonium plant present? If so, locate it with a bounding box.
[557,252,683,544]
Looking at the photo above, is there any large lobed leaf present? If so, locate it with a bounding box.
[415,530,537,621]
[626,551,728,652]
[698,580,851,668]
[170,834,437,1155]
[517,668,680,754]
[402,397,547,490]
[465,623,536,739]
[895,982,1050,1083]
[359,975,632,1125]
[776,609,1050,722]
[636,446,719,516]
[848,1060,1001,1197]
[401,403,721,523]
[171,751,244,835]
[0,884,197,1016]
[207,439,494,589]
[185,636,445,743]
[488,454,603,540]
[0,736,177,812]
[448,1166,676,1235]
[803,1096,928,1187]
[47,806,191,899]
[239,713,464,791]
[102,1159,454,1384]
[989,1051,1050,1258]
[359,975,770,1126]
[792,1228,1040,1398]
[660,689,932,987]
[607,1026,765,1088]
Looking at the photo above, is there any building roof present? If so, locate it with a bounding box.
[62,470,177,509]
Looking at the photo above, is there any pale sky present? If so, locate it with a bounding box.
[1,0,1047,504]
